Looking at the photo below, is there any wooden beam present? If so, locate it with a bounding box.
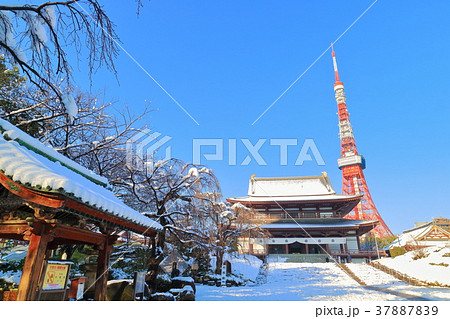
[0,172,158,236]
[0,222,29,237]
[52,224,107,246]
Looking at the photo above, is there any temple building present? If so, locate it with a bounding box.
[387,217,450,251]
[227,173,382,262]
[0,119,161,300]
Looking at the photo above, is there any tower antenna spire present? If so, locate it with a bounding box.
[331,43,340,82]
[331,46,393,238]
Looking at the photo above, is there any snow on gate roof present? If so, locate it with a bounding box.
[0,119,162,232]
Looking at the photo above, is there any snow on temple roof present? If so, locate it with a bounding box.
[228,194,361,203]
[262,219,376,229]
[228,173,360,203]
[0,120,162,232]
[247,174,336,197]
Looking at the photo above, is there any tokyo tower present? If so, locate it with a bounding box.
[331,46,393,238]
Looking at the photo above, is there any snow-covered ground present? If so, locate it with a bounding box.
[196,262,450,301]
[376,245,450,286]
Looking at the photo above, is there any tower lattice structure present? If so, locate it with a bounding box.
[331,46,393,238]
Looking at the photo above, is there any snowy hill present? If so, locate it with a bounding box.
[376,245,450,286]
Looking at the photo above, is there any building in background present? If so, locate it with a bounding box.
[227,173,383,262]
[388,217,450,251]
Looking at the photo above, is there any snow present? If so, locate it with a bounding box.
[0,120,162,232]
[0,11,15,47]
[229,194,361,203]
[247,175,336,197]
[212,253,263,282]
[219,210,234,219]
[0,10,27,64]
[1,246,27,262]
[43,6,57,29]
[376,245,450,286]
[262,219,374,229]
[107,279,132,285]
[62,94,78,123]
[346,263,401,285]
[29,14,48,51]
[196,262,450,301]
[186,167,199,178]
[0,118,108,186]
[172,276,194,283]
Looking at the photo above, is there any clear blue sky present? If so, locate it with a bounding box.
[73,0,449,235]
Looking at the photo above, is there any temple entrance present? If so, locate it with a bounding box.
[268,244,285,254]
[308,244,326,254]
[288,242,307,254]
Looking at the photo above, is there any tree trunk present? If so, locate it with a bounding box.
[215,248,224,274]
[145,209,167,293]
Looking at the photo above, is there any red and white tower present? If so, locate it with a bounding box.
[331,46,393,238]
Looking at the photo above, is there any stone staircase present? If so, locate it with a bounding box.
[267,254,330,263]
[338,263,366,286]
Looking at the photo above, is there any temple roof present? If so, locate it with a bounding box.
[0,119,162,233]
[227,174,361,204]
[248,174,335,197]
[387,222,450,248]
[261,219,377,229]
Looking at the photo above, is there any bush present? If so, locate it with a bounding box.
[389,246,406,258]
[412,248,429,260]
[154,273,172,292]
[429,262,449,267]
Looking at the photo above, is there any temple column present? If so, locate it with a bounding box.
[305,244,309,254]
[94,236,116,301]
[284,244,289,254]
[17,224,52,301]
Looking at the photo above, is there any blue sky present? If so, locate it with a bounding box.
[72,0,449,235]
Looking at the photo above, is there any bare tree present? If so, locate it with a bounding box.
[0,1,119,100]
[114,158,218,292]
[193,192,267,274]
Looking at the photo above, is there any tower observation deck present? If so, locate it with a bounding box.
[331,46,393,238]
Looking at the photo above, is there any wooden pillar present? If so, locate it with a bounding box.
[305,244,309,254]
[17,229,52,301]
[94,236,116,301]
[284,244,289,254]
[249,243,254,254]
[356,236,361,251]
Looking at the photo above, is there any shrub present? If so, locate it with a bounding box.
[389,246,406,258]
[429,262,449,267]
[442,252,450,257]
[412,248,429,260]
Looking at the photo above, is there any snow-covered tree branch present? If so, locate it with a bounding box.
[0,1,119,100]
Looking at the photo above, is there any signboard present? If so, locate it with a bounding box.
[220,264,227,287]
[133,271,146,301]
[76,281,85,300]
[41,261,71,290]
